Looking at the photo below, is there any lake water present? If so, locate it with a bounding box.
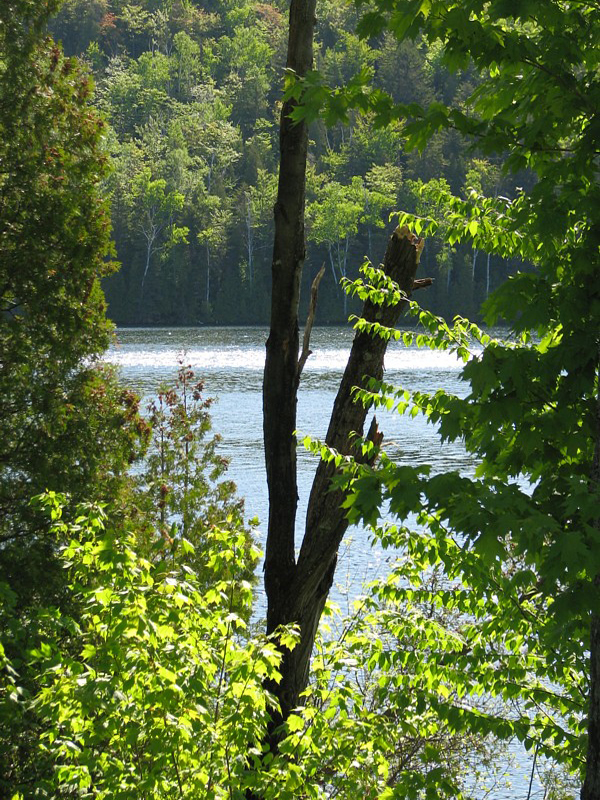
[106,325,569,800]
[107,325,475,605]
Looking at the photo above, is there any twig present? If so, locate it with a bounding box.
[355,416,384,467]
[298,264,326,377]
[526,741,539,800]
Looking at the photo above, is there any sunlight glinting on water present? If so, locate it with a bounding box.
[107,344,465,372]
[106,325,477,599]
[106,326,474,525]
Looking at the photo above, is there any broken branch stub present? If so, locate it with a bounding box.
[298,264,326,377]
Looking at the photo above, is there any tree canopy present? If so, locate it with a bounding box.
[301,0,600,793]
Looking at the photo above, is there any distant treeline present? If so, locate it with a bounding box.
[49,0,532,325]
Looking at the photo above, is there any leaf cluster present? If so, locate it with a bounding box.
[2,494,526,799]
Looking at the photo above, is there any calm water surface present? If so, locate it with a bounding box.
[106,325,561,800]
[107,325,475,602]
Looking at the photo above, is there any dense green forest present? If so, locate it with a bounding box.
[49,0,528,325]
[2,0,600,797]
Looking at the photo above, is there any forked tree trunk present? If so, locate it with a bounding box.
[264,227,425,739]
[260,0,432,777]
[262,0,431,766]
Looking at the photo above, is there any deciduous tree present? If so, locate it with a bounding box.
[299,0,600,791]
[263,0,600,795]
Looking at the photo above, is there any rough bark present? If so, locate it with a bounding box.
[264,226,426,731]
[262,0,429,764]
[263,0,316,633]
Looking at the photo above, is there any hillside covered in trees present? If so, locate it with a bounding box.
[50,0,528,325]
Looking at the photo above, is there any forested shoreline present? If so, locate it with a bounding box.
[50,0,529,326]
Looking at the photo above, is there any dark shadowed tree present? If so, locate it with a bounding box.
[0,0,145,592]
[261,0,431,753]
[0,2,148,787]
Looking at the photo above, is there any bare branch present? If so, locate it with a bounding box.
[298,264,326,377]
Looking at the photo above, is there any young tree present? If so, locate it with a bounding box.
[128,167,189,309]
[137,361,258,604]
[5,495,270,799]
[463,159,501,299]
[307,176,364,316]
[242,168,277,289]
[362,163,402,259]
[196,194,233,315]
[4,493,513,799]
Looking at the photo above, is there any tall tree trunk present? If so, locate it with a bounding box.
[205,244,211,305]
[139,226,157,316]
[341,235,349,318]
[262,0,431,765]
[263,0,316,654]
[245,192,254,285]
